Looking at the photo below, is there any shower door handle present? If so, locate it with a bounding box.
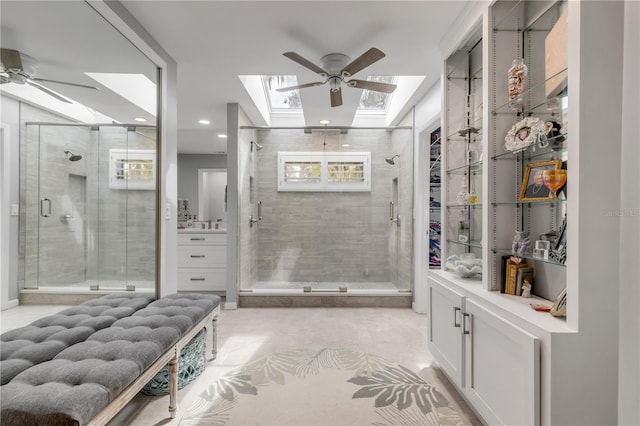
[40,198,51,217]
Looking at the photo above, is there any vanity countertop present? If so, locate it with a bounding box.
[178,229,227,234]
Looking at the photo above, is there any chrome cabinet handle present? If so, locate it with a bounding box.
[258,200,262,221]
[190,255,205,258]
[190,237,205,241]
[190,277,206,281]
[453,307,461,327]
[463,313,471,335]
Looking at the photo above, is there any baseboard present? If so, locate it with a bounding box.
[1,298,19,311]
[19,292,104,305]
[239,294,412,308]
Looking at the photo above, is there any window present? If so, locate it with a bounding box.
[278,152,370,192]
[109,149,156,190]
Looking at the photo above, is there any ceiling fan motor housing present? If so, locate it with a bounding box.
[320,53,351,76]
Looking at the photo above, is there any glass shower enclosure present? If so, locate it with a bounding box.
[238,127,414,294]
[21,123,157,292]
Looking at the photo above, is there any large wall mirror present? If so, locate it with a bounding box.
[1,1,161,295]
[199,169,227,226]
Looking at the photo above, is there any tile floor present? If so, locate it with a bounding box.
[1,305,483,425]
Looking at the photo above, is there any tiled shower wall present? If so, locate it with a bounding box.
[252,128,413,287]
[20,103,156,289]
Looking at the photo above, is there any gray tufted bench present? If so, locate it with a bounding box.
[0,293,220,426]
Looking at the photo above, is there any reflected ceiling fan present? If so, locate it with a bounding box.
[0,48,97,104]
[277,47,397,107]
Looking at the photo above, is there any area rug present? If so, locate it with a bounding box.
[179,348,464,426]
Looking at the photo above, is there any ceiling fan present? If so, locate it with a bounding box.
[0,48,97,104]
[277,47,397,107]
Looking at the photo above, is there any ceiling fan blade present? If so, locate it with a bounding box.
[283,52,328,76]
[276,81,325,92]
[330,88,343,107]
[347,79,397,93]
[340,48,386,77]
[1,48,23,71]
[27,80,72,103]
[32,77,98,90]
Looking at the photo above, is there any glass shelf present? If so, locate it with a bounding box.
[446,160,483,175]
[493,248,566,267]
[492,133,568,160]
[447,123,482,141]
[492,199,565,207]
[447,203,483,209]
[492,68,568,114]
[448,239,482,249]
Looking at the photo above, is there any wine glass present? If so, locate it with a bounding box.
[542,169,567,199]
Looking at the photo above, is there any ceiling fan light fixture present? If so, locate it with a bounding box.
[329,77,341,92]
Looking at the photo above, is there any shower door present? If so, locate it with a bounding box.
[23,124,156,291]
[25,125,91,289]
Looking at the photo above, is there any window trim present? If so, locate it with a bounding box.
[277,152,371,192]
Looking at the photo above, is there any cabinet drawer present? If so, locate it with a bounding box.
[178,233,226,245]
[178,269,226,291]
[178,245,226,267]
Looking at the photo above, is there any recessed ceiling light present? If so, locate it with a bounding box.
[217,134,227,138]
[342,144,350,147]
[199,119,210,125]
[134,117,147,122]
[320,119,331,125]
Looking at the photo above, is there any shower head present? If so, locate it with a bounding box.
[385,154,399,165]
[64,150,83,161]
[251,141,263,152]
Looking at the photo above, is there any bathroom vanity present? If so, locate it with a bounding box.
[177,230,227,292]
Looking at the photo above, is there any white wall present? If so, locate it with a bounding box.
[618,1,640,423]
[0,96,20,309]
[407,81,442,313]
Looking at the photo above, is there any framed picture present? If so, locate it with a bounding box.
[519,159,562,201]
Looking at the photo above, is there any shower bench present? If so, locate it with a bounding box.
[0,292,221,426]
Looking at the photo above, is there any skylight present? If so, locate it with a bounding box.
[262,75,302,112]
[85,72,157,116]
[357,76,397,112]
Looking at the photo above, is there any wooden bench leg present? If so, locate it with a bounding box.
[211,316,218,360]
[169,352,178,419]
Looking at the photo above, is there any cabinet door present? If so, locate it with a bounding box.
[464,299,540,426]
[427,279,465,388]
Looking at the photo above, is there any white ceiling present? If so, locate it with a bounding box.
[1,1,469,154]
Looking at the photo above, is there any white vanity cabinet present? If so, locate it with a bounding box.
[428,274,540,426]
[178,231,227,292]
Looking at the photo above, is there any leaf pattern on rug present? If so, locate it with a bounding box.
[179,348,462,426]
[180,395,237,426]
[372,405,463,426]
[209,371,257,401]
[331,348,392,377]
[241,348,312,385]
[348,365,450,415]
